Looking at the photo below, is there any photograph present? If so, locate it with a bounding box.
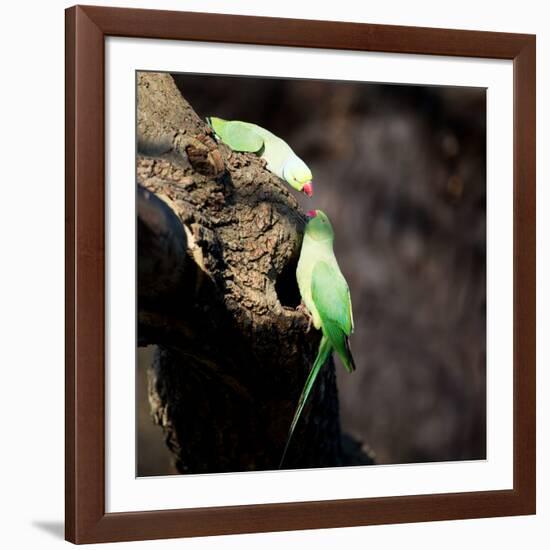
[136,70,487,477]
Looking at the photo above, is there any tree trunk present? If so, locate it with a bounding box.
[137,72,372,473]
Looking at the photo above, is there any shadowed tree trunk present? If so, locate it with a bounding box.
[137,72,372,473]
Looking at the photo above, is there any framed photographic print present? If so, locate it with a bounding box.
[65,5,536,544]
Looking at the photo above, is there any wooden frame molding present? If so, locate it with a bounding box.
[65,5,536,544]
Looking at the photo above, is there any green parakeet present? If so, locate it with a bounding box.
[206,116,314,197]
[280,209,356,467]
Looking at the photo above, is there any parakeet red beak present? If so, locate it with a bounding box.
[306,210,317,218]
[302,182,314,197]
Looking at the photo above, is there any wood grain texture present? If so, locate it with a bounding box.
[65,5,536,544]
[65,8,76,543]
[65,6,106,543]
[512,36,536,511]
[83,4,529,59]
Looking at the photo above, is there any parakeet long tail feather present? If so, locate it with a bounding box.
[278,334,332,469]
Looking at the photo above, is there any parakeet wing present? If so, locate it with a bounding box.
[312,261,355,372]
[221,121,265,153]
[312,261,353,335]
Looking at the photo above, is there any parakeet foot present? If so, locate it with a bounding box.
[296,302,313,333]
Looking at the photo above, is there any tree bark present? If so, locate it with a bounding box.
[137,72,373,473]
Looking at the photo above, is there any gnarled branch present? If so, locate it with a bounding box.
[136,72,373,473]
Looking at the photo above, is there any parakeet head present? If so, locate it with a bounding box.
[283,156,314,197]
[305,210,334,242]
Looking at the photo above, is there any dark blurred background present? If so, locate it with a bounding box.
[137,74,486,476]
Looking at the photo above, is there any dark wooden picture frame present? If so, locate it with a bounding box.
[65,5,536,544]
